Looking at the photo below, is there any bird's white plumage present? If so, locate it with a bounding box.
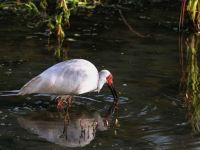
[19,59,99,95]
[97,70,111,92]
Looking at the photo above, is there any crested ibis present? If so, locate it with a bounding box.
[18,59,118,109]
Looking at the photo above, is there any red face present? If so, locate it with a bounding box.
[106,74,113,86]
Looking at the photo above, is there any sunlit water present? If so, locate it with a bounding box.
[1,5,200,150]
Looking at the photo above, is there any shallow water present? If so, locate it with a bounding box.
[0,5,199,150]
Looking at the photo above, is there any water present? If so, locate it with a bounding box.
[0,5,199,150]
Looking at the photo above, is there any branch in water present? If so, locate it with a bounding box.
[117,8,149,38]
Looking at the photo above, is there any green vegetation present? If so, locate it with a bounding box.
[179,0,200,133]
[180,34,200,133]
[186,0,200,32]
[180,0,200,33]
[0,0,101,57]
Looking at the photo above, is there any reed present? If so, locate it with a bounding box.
[180,34,200,133]
[0,0,100,42]
[0,0,101,59]
[180,0,200,33]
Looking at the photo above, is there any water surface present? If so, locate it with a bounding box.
[0,5,198,150]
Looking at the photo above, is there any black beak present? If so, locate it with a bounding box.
[107,83,118,102]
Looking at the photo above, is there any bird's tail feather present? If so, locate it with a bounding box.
[18,76,41,95]
[0,90,19,96]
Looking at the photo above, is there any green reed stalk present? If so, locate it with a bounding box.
[184,34,200,133]
[180,0,200,33]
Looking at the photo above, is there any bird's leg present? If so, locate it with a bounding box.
[56,96,65,110]
[56,95,73,111]
[65,95,73,108]
[56,95,73,137]
[62,106,70,137]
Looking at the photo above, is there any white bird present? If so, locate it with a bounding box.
[18,59,118,108]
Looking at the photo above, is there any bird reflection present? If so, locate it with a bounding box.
[18,108,119,147]
[54,95,119,136]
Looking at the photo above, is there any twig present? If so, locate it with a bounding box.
[117,9,148,38]
[116,0,149,38]
[179,0,186,31]
[101,4,130,10]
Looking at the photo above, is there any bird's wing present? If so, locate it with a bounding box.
[19,59,99,95]
[18,76,42,95]
[18,73,60,95]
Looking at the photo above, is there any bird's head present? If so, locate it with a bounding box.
[97,70,118,100]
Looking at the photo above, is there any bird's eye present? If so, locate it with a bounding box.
[106,74,113,85]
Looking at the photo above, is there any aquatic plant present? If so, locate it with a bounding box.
[179,0,200,33]
[0,0,100,43]
[180,34,200,133]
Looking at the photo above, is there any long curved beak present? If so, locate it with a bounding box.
[107,83,118,102]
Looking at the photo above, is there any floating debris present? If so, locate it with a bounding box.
[0,123,5,126]
[122,83,127,86]
[74,33,80,37]
[67,38,76,42]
